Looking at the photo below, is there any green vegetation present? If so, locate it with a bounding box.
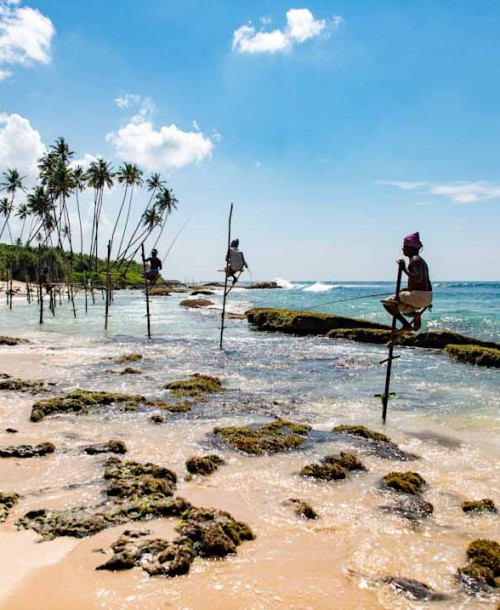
[0,376,47,393]
[457,539,500,590]
[214,420,311,455]
[445,344,500,368]
[300,462,347,481]
[382,472,427,495]
[164,374,224,397]
[0,492,20,522]
[180,299,214,308]
[288,499,319,520]
[332,424,390,443]
[461,499,497,514]
[114,353,143,364]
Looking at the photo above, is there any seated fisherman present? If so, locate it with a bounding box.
[144,249,162,285]
[383,232,432,332]
[225,239,248,285]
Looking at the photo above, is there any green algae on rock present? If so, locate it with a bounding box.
[288,498,319,520]
[246,307,389,336]
[186,455,225,476]
[103,457,177,502]
[0,442,55,458]
[445,344,500,368]
[0,376,48,393]
[379,495,434,522]
[300,462,347,481]
[0,336,29,345]
[332,425,390,443]
[323,451,367,471]
[381,472,427,495]
[84,440,128,455]
[164,373,224,397]
[180,299,214,308]
[462,499,497,514]
[113,353,143,365]
[148,286,172,296]
[30,389,167,422]
[0,491,20,522]
[214,420,311,455]
[457,539,500,592]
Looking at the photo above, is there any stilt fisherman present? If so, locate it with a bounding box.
[383,232,432,332]
[225,238,248,285]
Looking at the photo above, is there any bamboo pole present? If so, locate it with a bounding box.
[379,266,403,423]
[8,260,13,310]
[25,275,31,304]
[38,246,44,325]
[141,243,152,339]
[84,271,88,314]
[219,203,233,350]
[104,240,111,330]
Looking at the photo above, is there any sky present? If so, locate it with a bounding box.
[1,0,500,281]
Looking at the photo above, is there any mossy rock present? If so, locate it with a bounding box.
[180,299,214,308]
[0,336,29,345]
[186,455,225,476]
[445,344,500,368]
[332,425,390,443]
[164,374,224,397]
[0,377,47,393]
[300,462,346,481]
[161,400,193,413]
[103,457,177,502]
[190,290,215,296]
[0,491,20,522]
[245,307,389,336]
[84,440,128,455]
[31,389,164,422]
[148,287,172,296]
[114,353,143,365]
[0,442,55,458]
[214,420,311,455]
[466,539,500,575]
[379,495,434,521]
[323,451,366,471]
[462,499,497,514]
[327,328,392,344]
[150,414,164,424]
[381,472,427,495]
[458,564,497,588]
[288,499,318,520]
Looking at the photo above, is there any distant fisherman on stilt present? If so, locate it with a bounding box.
[382,232,433,332]
[144,249,162,286]
[225,238,248,286]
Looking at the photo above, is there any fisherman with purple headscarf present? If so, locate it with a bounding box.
[383,232,433,332]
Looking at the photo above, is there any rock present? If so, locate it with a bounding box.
[0,377,47,393]
[246,308,389,336]
[0,336,29,345]
[190,290,215,296]
[0,491,20,522]
[119,367,142,375]
[17,508,110,540]
[332,425,418,461]
[164,374,224,397]
[185,455,225,476]
[150,414,164,424]
[381,472,427,495]
[300,462,347,481]
[214,420,311,455]
[31,389,167,422]
[162,400,194,413]
[327,328,393,344]
[5,428,18,434]
[457,539,500,593]
[381,576,451,601]
[323,451,367,471]
[148,287,172,296]
[0,442,55,458]
[113,353,143,365]
[379,495,434,521]
[462,499,497,514]
[288,499,319,520]
[445,344,500,368]
[103,457,177,502]
[84,440,128,455]
[247,282,281,290]
[180,299,214,308]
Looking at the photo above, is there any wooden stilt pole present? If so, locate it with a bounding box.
[141,243,152,339]
[9,261,13,310]
[25,275,31,304]
[379,266,403,423]
[84,271,88,314]
[104,240,111,330]
[38,246,44,325]
[219,203,234,350]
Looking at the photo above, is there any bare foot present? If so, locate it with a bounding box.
[413,312,422,331]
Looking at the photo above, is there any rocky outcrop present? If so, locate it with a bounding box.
[0,336,29,345]
[164,374,224,397]
[461,499,497,514]
[0,492,20,522]
[445,344,500,368]
[214,420,311,455]
[84,440,128,455]
[248,282,281,290]
[332,425,419,461]
[0,375,48,393]
[246,308,389,336]
[180,299,214,308]
[185,455,225,476]
[380,472,427,495]
[0,442,55,458]
[379,495,434,522]
[457,539,500,593]
[113,353,142,365]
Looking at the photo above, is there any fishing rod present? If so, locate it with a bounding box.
[303,291,394,311]
[162,218,190,265]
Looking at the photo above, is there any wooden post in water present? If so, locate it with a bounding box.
[219,203,233,350]
[104,240,111,330]
[83,271,88,314]
[141,243,152,339]
[8,260,13,310]
[38,246,44,325]
[379,266,403,423]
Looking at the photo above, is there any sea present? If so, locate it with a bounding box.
[0,279,498,610]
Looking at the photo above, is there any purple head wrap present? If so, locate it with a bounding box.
[403,232,422,249]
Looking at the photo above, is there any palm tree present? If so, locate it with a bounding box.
[26,186,53,246]
[0,169,26,242]
[112,162,143,255]
[153,186,178,249]
[72,165,86,256]
[85,159,114,270]
[0,198,13,243]
[15,203,29,243]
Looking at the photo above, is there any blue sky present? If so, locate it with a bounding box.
[1,0,500,280]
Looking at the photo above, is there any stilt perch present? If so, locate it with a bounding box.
[219,203,233,350]
[141,243,152,339]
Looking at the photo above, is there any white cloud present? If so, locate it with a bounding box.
[378,179,500,204]
[232,8,342,54]
[106,114,214,171]
[114,93,140,109]
[0,112,45,175]
[0,0,55,78]
[69,153,101,171]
